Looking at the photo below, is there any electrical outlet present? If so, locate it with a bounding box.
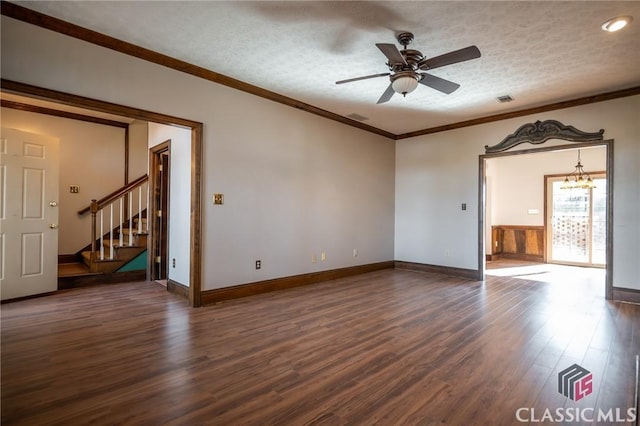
[255,260,261,269]
[69,185,79,194]
[461,203,467,211]
[321,252,326,261]
[445,249,451,257]
[353,249,358,257]
[213,193,224,205]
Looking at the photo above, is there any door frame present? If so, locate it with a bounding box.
[149,140,171,282]
[1,79,203,307]
[478,140,614,299]
[544,171,607,268]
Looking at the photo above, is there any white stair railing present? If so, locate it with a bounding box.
[88,176,149,262]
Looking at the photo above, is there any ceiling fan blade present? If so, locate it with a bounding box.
[376,84,395,104]
[418,45,481,70]
[418,73,460,94]
[376,43,407,66]
[335,73,390,85]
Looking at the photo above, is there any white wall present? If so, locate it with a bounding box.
[487,147,606,227]
[396,95,640,290]
[148,123,191,286]
[0,16,395,290]
[0,107,125,254]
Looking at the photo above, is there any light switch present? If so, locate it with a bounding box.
[213,193,224,205]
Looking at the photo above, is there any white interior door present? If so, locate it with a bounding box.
[1,128,59,300]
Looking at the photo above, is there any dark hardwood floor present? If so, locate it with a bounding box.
[1,268,638,425]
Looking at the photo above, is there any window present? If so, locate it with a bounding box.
[546,175,606,267]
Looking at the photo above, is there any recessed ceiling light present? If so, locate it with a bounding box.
[601,16,633,32]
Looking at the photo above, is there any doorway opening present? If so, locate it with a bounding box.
[150,141,170,283]
[479,141,613,299]
[2,80,203,307]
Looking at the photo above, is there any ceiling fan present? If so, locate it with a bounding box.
[336,32,481,104]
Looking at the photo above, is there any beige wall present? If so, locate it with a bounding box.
[0,16,396,290]
[128,119,149,180]
[396,95,640,290]
[0,107,125,255]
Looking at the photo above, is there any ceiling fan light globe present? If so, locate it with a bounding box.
[391,76,419,95]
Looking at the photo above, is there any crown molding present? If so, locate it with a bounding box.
[2,1,639,142]
[395,86,640,140]
[0,1,395,140]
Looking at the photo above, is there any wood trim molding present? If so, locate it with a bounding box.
[612,287,640,304]
[167,279,189,300]
[396,87,640,140]
[0,99,129,128]
[124,125,129,184]
[0,1,394,140]
[4,2,637,142]
[201,261,394,305]
[1,79,199,128]
[394,261,481,281]
[485,120,604,153]
[190,124,203,308]
[149,141,171,283]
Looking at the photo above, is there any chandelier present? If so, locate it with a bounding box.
[561,150,596,189]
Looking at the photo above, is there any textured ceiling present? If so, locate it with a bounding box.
[11,1,640,135]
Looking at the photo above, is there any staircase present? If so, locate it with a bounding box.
[58,176,149,288]
[81,216,148,273]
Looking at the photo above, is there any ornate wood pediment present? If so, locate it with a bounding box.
[485,120,604,153]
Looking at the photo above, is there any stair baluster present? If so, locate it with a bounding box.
[129,192,133,247]
[119,198,123,248]
[109,203,114,260]
[138,187,143,234]
[99,210,104,261]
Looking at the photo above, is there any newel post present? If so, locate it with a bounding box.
[90,199,98,258]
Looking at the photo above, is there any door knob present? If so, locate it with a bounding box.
[49,201,58,207]
[49,224,58,229]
